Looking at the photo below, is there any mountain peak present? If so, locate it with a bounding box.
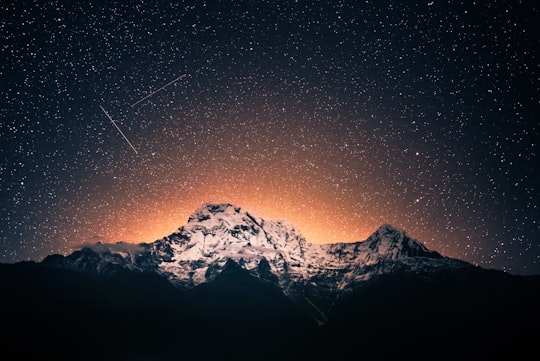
[365,223,442,260]
[187,203,242,223]
[375,223,405,235]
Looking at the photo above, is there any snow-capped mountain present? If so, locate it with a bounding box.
[8,203,537,359]
[43,203,471,322]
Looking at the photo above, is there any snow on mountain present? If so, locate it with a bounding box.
[43,203,471,321]
[150,203,310,288]
[42,242,151,276]
[325,223,469,291]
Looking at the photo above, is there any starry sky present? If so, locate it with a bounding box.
[1,0,538,274]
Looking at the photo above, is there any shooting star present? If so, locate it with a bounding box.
[99,105,138,155]
[130,74,187,108]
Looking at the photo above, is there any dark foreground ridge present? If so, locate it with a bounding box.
[2,257,539,360]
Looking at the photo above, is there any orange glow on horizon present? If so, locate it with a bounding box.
[94,191,375,247]
[59,110,459,261]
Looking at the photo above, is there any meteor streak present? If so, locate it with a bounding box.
[99,105,139,155]
[130,74,187,107]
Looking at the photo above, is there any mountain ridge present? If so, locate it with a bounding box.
[41,202,472,324]
[2,203,538,360]
[43,203,470,285]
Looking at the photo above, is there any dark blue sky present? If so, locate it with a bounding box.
[1,0,538,274]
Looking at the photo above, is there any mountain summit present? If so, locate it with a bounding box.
[43,203,470,323]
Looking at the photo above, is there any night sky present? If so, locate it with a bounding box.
[1,0,538,274]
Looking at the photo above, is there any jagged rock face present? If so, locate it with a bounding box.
[149,203,310,288]
[43,203,471,322]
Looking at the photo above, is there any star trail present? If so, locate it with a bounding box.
[1,0,538,274]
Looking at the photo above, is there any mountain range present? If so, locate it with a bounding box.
[1,203,538,360]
